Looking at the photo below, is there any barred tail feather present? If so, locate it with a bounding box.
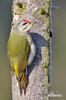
[18,73,29,95]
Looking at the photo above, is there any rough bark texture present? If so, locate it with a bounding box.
[11,0,50,100]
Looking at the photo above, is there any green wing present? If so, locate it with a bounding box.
[7,33,30,72]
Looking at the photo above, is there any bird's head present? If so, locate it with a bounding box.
[15,20,36,32]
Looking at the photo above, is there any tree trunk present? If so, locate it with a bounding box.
[11,0,50,100]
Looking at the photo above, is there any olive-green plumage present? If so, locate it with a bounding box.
[7,32,30,95]
[7,33,30,57]
[7,20,36,95]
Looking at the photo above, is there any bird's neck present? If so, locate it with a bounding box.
[11,27,30,38]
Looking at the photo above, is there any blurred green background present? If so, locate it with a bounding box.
[0,0,66,100]
[0,0,12,100]
[51,0,66,100]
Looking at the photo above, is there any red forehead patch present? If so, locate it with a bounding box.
[24,20,30,22]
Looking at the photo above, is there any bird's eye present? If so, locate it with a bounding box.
[22,22,27,25]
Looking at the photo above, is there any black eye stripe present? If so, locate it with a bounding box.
[23,22,27,25]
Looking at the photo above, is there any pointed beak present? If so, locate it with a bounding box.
[29,21,37,26]
[31,21,37,24]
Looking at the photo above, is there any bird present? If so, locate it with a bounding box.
[7,19,36,95]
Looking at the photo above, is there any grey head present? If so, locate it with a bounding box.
[15,20,36,33]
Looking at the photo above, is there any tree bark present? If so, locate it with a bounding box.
[11,0,50,100]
